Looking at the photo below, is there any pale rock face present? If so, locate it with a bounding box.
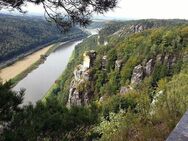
[150,90,163,115]
[130,24,145,33]
[83,50,96,69]
[97,35,100,45]
[164,54,169,63]
[168,55,177,69]
[102,55,107,70]
[113,24,148,37]
[74,65,84,81]
[99,96,104,102]
[171,56,177,66]
[115,59,123,70]
[156,54,163,64]
[67,50,96,107]
[145,59,154,76]
[120,86,133,95]
[151,90,163,105]
[131,64,144,85]
[67,88,82,108]
[83,53,90,69]
[104,41,108,46]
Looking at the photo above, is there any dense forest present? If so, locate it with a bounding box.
[0,14,87,65]
[1,19,188,141]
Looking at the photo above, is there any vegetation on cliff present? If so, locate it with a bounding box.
[1,19,188,140]
[48,20,188,140]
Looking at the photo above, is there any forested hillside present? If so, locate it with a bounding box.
[0,14,87,65]
[47,19,188,140]
[1,19,188,141]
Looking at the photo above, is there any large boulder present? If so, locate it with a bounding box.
[131,64,144,85]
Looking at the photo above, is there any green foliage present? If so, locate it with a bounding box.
[0,14,87,64]
[2,20,188,141]
[102,95,137,116]
[54,20,188,106]
[0,81,24,123]
[92,66,188,141]
[1,89,99,141]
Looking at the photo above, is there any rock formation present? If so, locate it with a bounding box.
[102,55,107,70]
[115,59,123,71]
[83,50,96,69]
[156,54,163,64]
[120,86,133,95]
[67,50,96,108]
[145,59,154,76]
[131,64,144,85]
[130,24,146,33]
[130,54,178,86]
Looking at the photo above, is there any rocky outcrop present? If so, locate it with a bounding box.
[102,55,107,70]
[120,86,133,95]
[145,59,154,76]
[97,35,100,45]
[130,54,178,85]
[99,96,104,102]
[115,59,123,71]
[168,55,177,69]
[104,41,108,46]
[68,87,82,107]
[131,64,144,85]
[67,50,96,108]
[113,23,152,37]
[130,24,146,33]
[83,50,96,69]
[164,54,169,63]
[156,54,163,64]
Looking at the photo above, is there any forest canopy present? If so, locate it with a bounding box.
[0,14,87,65]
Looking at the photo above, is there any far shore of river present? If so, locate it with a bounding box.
[0,44,53,83]
[0,36,88,85]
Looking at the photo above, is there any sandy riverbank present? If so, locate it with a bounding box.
[0,45,53,83]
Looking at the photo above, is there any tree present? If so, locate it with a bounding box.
[0,81,24,140]
[0,0,118,31]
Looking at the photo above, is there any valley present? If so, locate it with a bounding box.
[0,15,188,141]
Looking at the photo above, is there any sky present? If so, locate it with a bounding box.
[2,0,188,19]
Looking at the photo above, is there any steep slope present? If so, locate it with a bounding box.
[46,20,188,140]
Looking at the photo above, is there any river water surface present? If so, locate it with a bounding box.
[13,29,98,104]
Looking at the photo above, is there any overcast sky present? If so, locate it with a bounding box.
[3,0,188,19]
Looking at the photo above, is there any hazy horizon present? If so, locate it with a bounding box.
[1,0,188,20]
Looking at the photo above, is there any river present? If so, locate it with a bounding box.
[13,29,98,105]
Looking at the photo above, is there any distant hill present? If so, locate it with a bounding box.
[0,14,87,65]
